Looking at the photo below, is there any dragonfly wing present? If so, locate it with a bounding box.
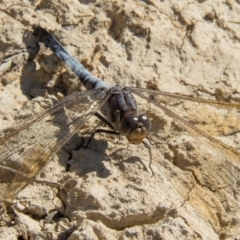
[131,87,240,166]
[131,87,240,205]
[0,89,99,168]
[0,89,98,144]
[130,87,240,110]
[0,88,109,202]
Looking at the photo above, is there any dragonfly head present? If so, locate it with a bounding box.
[120,114,151,144]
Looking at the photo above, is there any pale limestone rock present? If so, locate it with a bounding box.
[0,0,240,239]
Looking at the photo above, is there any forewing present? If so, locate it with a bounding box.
[131,87,240,164]
[0,88,108,202]
[131,87,240,212]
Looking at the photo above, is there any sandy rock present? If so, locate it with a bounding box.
[14,209,41,239]
[0,226,18,240]
[0,0,240,239]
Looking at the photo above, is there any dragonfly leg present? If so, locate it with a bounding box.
[94,113,115,130]
[83,129,120,148]
[94,110,121,140]
[142,139,154,177]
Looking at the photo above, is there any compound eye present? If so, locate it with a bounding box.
[138,114,151,131]
[123,117,138,128]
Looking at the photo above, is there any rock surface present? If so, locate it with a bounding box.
[0,0,240,239]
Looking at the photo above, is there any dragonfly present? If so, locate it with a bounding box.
[1,26,240,203]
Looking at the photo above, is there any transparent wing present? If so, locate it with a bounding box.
[131,87,240,218]
[130,87,240,110]
[131,87,240,165]
[0,88,109,202]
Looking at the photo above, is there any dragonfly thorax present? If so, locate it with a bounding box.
[120,114,151,144]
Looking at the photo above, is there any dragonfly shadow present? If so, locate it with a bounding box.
[69,138,111,179]
[125,156,147,165]
[124,156,149,173]
[20,29,66,98]
[110,148,149,174]
[19,30,47,97]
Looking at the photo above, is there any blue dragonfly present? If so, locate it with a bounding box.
[1,26,240,202]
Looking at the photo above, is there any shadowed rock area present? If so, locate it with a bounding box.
[0,1,240,239]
